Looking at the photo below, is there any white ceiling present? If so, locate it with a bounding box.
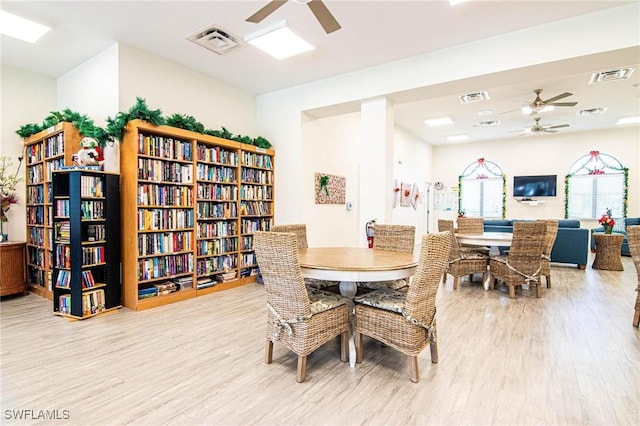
[1,0,639,145]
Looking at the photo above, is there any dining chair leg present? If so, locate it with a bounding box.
[296,355,307,383]
[430,340,439,363]
[355,332,363,363]
[409,356,420,383]
[633,309,639,327]
[441,272,447,284]
[453,276,459,289]
[340,331,349,362]
[536,283,542,298]
[508,284,516,299]
[488,273,495,290]
[265,340,273,364]
[546,275,551,288]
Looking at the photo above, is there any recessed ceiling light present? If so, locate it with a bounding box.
[589,68,635,84]
[474,120,501,127]
[616,116,640,125]
[245,21,314,60]
[449,0,471,5]
[577,107,608,116]
[522,105,554,115]
[0,10,50,43]
[459,91,490,104]
[424,117,454,126]
[447,134,470,142]
[477,110,493,116]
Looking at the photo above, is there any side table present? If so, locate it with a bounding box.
[0,241,27,296]
[592,233,624,271]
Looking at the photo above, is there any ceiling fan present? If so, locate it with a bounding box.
[508,117,570,136]
[502,88,578,115]
[246,0,342,34]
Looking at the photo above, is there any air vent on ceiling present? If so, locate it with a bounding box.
[459,91,490,103]
[588,67,635,84]
[577,107,608,116]
[473,120,501,127]
[187,26,242,55]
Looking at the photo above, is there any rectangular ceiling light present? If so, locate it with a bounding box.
[447,134,469,142]
[424,117,454,126]
[0,10,50,43]
[245,21,314,60]
[616,116,640,125]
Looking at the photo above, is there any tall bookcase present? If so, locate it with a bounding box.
[120,120,275,311]
[23,123,82,299]
[51,170,121,319]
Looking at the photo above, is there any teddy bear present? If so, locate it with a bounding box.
[74,137,105,167]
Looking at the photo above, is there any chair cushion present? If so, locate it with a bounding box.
[489,254,508,263]
[354,287,405,314]
[357,278,408,291]
[461,252,490,260]
[304,278,338,292]
[307,289,349,315]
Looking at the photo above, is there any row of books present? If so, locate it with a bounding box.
[58,289,105,317]
[80,200,105,220]
[137,158,194,184]
[137,276,193,299]
[196,164,237,183]
[137,183,193,206]
[137,208,194,231]
[241,152,273,170]
[241,168,273,184]
[81,246,105,265]
[138,134,193,161]
[137,253,194,281]
[79,175,104,197]
[240,201,272,216]
[137,231,193,256]
[241,253,257,268]
[55,270,98,289]
[196,221,238,239]
[240,218,272,234]
[195,255,236,275]
[196,144,238,166]
[196,201,237,219]
[239,185,273,201]
[196,182,238,201]
[196,238,238,256]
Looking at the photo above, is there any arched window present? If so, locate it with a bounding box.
[565,150,628,219]
[458,158,505,218]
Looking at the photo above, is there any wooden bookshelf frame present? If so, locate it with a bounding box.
[120,120,275,311]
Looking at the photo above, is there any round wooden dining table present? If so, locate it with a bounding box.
[298,247,417,298]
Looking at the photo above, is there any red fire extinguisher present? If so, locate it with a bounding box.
[366,219,376,248]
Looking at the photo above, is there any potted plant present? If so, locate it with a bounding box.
[598,208,616,234]
[0,156,22,242]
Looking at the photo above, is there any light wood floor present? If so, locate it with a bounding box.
[1,254,639,426]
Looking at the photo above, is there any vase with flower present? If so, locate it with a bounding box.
[598,207,616,235]
[0,156,22,242]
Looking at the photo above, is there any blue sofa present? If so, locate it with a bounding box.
[590,217,640,256]
[483,219,589,269]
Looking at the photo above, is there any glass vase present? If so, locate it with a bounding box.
[604,225,613,234]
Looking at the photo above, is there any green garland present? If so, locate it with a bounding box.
[16,97,272,149]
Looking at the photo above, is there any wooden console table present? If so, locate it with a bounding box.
[0,241,27,296]
[592,233,624,271]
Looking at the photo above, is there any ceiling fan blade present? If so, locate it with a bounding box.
[308,0,341,33]
[543,92,573,103]
[500,108,521,115]
[547,102,578,107]
[546,124,570,130]
[246,0,288,23]
[543,129,560,133]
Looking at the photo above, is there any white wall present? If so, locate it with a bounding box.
[118,44,257,136]
[0,65,57,241]
[432,126,640,228]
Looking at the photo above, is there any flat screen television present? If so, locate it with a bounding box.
[513,175,557,197]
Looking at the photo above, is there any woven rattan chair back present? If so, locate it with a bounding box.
[537,219,559,287]
[403,232,452,325]
[438,219,463,260]
[627,225,640,327]
[271,224,309,249]
[507,221,546,276]
[456,217,484,234]
[373,224,415,253]
[254,231,311,319]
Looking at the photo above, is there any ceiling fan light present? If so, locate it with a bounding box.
[522,105,554,115]
[246,22,314,60]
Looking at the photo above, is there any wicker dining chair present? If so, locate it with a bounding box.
[627,225,640,327]
[438,219,489,289]
[271,224,338,291]
[456,217,490,254]
[537,219,559,288]
[357,224,415,291]
[253,231,350,383]
[353,231,451,383]
[488,221,546,299]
